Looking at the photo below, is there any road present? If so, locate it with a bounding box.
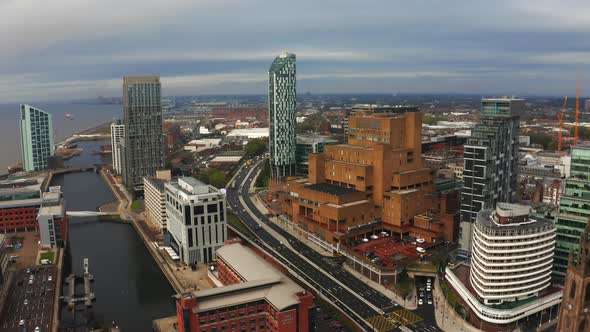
[226,159,441,332]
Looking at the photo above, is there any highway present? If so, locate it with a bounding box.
[226,159,441,332]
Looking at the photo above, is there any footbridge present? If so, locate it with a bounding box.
[66,211,119,217]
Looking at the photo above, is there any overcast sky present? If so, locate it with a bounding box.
[2,0,590,101]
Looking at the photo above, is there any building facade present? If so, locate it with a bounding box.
[20,104,54,172]
[554,144,590,280]
[268,52,297,179]
[343,105,419,143]
[175,241,313,332]
[556,219,590,332]
[144,170,171,232]
[295,134,338,175]
[0,177,44,233]
[37,186,67,248]
[165,177,227,265]
[110,120,125,174]
[459,98,520,256]
[121,76,163,193]
[445,203,561,328]
[285,112,437,243]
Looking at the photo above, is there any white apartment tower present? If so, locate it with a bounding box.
[110,120,125,174]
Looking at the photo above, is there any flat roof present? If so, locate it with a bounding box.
[304,183,359,196]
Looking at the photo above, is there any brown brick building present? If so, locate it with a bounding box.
[284,112,437,243]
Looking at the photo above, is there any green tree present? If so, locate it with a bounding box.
[208,169,226,188]
[244,138,268,157]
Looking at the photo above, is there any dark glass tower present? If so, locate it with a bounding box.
[121,76,163,194]
[268,52,296,179]
[459,98,522,255]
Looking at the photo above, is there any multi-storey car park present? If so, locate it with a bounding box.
[225,159,439,331]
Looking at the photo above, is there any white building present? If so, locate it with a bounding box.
[165,177,227,265]
[110,121,125,174]
[446,203,561,325]
[143,170,171,231]
[37,186,67,248]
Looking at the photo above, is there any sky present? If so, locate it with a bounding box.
[2,0,590,101]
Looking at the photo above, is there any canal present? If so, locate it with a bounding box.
[54,140,176,330]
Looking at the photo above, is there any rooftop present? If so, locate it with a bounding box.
[192,243,305,312]
[476,204,553,230]
[144,177,167,192]
[304,183,359,196]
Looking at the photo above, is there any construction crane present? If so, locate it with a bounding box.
[574,69,580,145]
[558,96,568,151]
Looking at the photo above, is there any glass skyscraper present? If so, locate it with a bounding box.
[20,104,54,172]
[268,52,297,178]
[121,76,163,194]
[459,98,521,256]
[553,144,590,280]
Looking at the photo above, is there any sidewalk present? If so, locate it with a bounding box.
[433,278,481,332]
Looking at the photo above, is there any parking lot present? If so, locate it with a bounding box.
[0,266,56,331]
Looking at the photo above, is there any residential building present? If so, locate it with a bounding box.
[121,76,163,194]
[165,177,227,265]
[20,104,54,172]
[37,186,67,248]
[110,120,125,174]
[556,220,590,332]
[585,99,590,112]
[175,241,313,332]
[459,97,520,256]
[446,163,463,179]
[144,170,171,232]
[553,144,590,280]
[268,52,297,178]
[285,111,436,243]
[295,134,338,175]
[445,203,561,329]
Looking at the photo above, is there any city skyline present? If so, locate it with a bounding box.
[3,1,590,101]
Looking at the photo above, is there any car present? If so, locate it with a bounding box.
[19,320,25,326]
[24,299,28,305]
[419,291,424,298]
[48,276,53,281]
[26,269,31,274]
[428,299,432,305]
[416,238,425,244]
[35,327,40,332]
[418,299,423,305]
[426,285,431,291]
[416,247,426,253]
[28,279,33,285]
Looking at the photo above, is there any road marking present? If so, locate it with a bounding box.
[389,309,423,325]
[367,315,397,332]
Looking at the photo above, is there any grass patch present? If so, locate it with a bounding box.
[130,199,144,211]
[40,252,55,263]
[227,213,254,236]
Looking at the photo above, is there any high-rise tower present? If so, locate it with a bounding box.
[110,120,124,175]
[554,144,590,280]
[268,52,296,178]
[556,219,590,332]
[20,104,54,172]
[459,98,522,255]
[121,76,163,194]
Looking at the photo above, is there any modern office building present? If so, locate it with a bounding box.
[268,52,297,179]
[284,111,437,243]
[343,104,419,143]
[553,144,590,280]
[20,104,54,172]
[165,177,227,265]
[295,134,338,175]
[459,97,520,256]
[446,203,561,329]
[144,170,171,232]
[110,120,125,174]
[37,186,67,248]
[556,220,590,332]
[175,241,313,332]
[121,76,163,193]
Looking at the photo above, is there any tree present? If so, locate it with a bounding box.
[208,169,225,188]
[244,138,268,157]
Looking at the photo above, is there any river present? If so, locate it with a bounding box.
[53,140,175,330]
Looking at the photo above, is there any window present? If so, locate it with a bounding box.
[208,203,218,213]
[188,230,193,247]
[194,205,204,215]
